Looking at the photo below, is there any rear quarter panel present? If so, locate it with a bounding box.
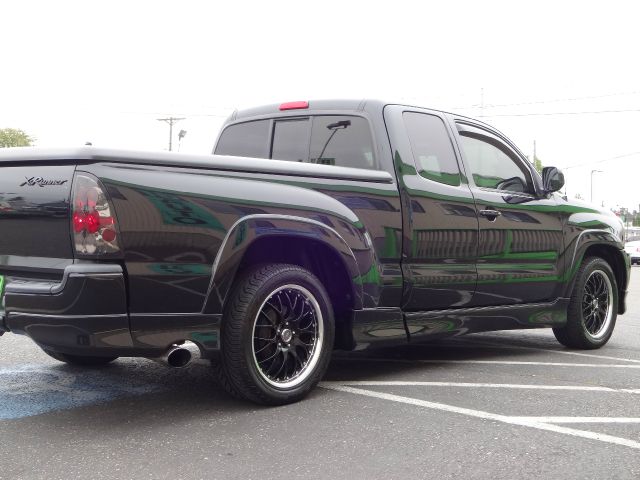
[81,162,403,319]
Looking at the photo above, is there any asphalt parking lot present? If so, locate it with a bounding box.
[1,270,639,480]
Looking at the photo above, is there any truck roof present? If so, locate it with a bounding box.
[227,99,495,131]
[229,99,385,122]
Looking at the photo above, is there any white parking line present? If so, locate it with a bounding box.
[321,381,640,394]
[449,338,640,364]
[348,357,640,368]
[509,417,640,424]
[417,359,640,368]
[321,384,640,450]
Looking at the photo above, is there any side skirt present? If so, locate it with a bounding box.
[349,299,570,350]
[404,298,569,343]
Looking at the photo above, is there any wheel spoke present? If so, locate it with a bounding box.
[292,299,307,324]
[289,346,304,371]
[254,341,276,355]
[252,284,323,386]
[274,292,285,317]
[258,347,281,365]
[272,350,288,378]
[581,270,614,337]
[290,294,299,319]
[254,335,277,342]
[292,336,313,349]
[598,305,608,318]
[260,308,279,327]
[282,290,294,319]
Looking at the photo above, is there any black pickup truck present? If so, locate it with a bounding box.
[0,100,630,405]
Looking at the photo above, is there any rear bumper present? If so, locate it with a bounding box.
[3,264,134,355]
[2,263,221,358]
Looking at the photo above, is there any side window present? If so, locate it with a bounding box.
[459,133,533,193]
[214,120,270,158]
[271,119,310,162]
[309,116,376,169]
[403,112,461,186]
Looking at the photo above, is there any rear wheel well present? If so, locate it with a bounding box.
[235,236,356,350]
[582,244,627,312]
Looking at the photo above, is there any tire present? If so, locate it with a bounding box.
[217,263,335,405]
[553,257,618,349]
[43,349,118,367]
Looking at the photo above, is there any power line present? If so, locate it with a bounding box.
[450,89,640,111]
[120,110,229,118]
[481,108,640,118]
[184,113,230,118]
[563,151,640,170]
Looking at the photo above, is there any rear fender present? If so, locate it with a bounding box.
[202,214,375,313]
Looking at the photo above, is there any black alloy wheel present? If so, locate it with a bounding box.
[553,257,618,349]
[252,284,324,388]
[217,263,334,405]
[581,269,614,339]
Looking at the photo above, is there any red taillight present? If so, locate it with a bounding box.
[72,211,85,233]
[85,210,100,233]
[101,228,116,242]
[279,101,309,111]
[71,173,120,256]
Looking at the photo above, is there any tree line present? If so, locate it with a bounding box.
[0,128,34,148]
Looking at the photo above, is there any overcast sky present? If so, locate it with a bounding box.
[2,0,640,210]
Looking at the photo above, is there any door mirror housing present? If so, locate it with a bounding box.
[496,176,527,193]
[542,167,565,193]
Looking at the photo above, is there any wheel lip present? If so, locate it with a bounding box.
[582,269,614,340]
[251,283,324,389]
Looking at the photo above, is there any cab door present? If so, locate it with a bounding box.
[453,121,565,306]
[385,106,479,311]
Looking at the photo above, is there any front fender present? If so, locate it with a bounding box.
[563,228,628,304]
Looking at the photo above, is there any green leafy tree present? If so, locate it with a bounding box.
[533,155,543,174]
[0,128,34,148]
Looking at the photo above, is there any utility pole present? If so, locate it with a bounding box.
[157,117,185,151]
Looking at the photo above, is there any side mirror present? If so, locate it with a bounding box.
[542,166,565,193]
[496,176,526,193]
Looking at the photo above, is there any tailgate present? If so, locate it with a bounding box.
[0,164,76,280]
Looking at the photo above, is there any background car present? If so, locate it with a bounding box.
[625,240,640,265]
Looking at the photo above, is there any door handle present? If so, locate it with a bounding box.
[479,209,502,220]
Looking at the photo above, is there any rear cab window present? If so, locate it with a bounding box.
[403,112,462,186]
[215,115,377,170]
[271,119,310,162]
[214,120,270,158]
[308,116,376,169]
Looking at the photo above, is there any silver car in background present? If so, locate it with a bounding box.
[625,240,640,265]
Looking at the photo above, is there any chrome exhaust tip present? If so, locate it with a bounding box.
[151,340,201,368]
